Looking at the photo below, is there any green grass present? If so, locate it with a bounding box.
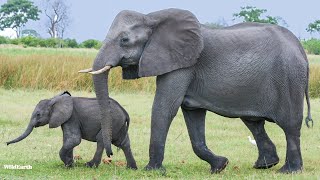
[0,44,97,57]
[0,89,319,179]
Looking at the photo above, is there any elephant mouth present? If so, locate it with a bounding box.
[119,58,138,68]
[34,122,44,128]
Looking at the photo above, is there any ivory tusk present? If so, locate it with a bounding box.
[78,68,92,73]
[78,68,93,73]
[89,65,112,75]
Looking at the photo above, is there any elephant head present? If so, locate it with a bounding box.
[6,91,73,145]
[79,8,203,157]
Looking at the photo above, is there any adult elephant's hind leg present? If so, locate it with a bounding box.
[241,118,279,169]
[182,108,228,173]
[278,125,303,173]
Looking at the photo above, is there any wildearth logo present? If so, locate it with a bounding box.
[3,165,32,170]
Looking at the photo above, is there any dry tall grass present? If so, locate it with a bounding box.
[309,65,320,98]
[0,48,156,93]
[0,47,319,97]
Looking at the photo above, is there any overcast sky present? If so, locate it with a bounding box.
[1,0,320,42]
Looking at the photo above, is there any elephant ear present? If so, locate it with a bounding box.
[138,8,204,77]
[48,95,73,128]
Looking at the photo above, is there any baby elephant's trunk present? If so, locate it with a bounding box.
[6,122,35,145]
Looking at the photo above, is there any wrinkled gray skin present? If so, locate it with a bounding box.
[6,91,137,169]
[90,8,312,173]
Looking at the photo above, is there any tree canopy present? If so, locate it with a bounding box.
[306,20,320,35]
[44,0,70,39]
[21,29,40,37]
[0,0,41,38]
[233,6,285,26]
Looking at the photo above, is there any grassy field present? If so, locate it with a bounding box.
[0,89,319,179]
[0,46,320,179]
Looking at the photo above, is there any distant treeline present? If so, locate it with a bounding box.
[0,36,102,49]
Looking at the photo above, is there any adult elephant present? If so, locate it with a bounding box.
[79,8,313,173]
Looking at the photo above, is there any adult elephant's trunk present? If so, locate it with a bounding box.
[6,120,35,145]
[93,69,113,157]
[90,43,119,157]
[84,41,119,157]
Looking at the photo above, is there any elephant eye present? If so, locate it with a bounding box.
[120,37,129,45]
[36,113,41,117]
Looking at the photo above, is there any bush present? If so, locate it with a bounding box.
[302,38,320,55]
[39,38,60,48]
[94,41,102,49]
[9,38,20,45]
[64,38,78,48]
[20,36,41,47]
[0,36,9,44]
[80,39,101,49]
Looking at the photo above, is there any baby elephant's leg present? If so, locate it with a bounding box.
[119,134,137,170]
[60,125,81,167]
[85,131,104,168]
[60,139,81,167]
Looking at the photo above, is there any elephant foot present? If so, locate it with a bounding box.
[63,158,74,168]
[127,162,138,170]
[127,165,138,170]
[278,162,303,174]
[254,154,279,169]
[64,162,74,168]
[210,156,229,174]
[144,163,166,173]
[85,161,100,168]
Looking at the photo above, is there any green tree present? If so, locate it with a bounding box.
[80,39,101,49]
[302,38,320,55]
[233,6,286,25]
[306,20,320,35]
[0,0,41,38]
[64,38,78,48]
[39,38,60,48]
[0,36,9,44]
[21,29,40,37]
[20,36,40,47]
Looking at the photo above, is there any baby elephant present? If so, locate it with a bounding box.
[7,91,137,169]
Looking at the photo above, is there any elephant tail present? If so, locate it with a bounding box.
[111,99,131,150]
[124,109,130,133]
[117,100,130,133]
[305,65,313,128]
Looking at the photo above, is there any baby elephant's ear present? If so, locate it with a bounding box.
[48,96,73,128]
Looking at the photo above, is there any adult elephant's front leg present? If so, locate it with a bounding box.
[145,68,194,170]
